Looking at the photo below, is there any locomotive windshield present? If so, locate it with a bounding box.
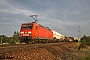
[21,25,27,29]
[28,25,33,29]
[21,24,33,29]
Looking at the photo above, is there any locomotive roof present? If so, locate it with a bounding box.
[21,22,51,30]
[39,24,51,30]
[21,22,33,25]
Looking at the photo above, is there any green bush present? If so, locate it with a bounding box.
[81,35,90,46]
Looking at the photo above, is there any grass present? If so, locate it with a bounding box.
[81,54,90,60]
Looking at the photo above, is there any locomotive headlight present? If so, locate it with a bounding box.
[28,31,31,34]
[21,32,24,34]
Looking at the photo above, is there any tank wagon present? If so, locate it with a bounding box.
[52,30,62,39]
[20,22,53,44]
[52,30,65,42]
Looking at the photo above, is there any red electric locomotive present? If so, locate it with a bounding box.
[20,22,53,44]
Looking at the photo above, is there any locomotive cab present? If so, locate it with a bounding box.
[20,23,33,44]
[20,24,32,37]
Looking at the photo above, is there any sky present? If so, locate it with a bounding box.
[0,0,90,38]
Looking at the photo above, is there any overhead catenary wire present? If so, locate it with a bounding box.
[7,0,33,15]
[41,0,70,29]
[42,0,78,31]
[6,0,56,30]
[6,0,68,35]
[41,0,80,37]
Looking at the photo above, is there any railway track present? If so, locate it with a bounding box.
[0,42,70,48]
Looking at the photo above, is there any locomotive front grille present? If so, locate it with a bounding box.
[23,34,29,36]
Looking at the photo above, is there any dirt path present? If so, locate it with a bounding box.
[0,42,90,60]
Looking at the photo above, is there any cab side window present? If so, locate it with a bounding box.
[36,26,38,30]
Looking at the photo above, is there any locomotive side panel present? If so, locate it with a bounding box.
[36,24,53,39]
[38,25,45,38]
[46,29,53,38]
[31,23,38,39]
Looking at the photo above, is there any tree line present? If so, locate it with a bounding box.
[0,31,19,44]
